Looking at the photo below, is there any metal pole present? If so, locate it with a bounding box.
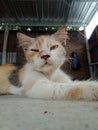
[2,26,9,64]
[84,26,91,77]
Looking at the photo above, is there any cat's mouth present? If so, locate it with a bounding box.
[42,61,52,67]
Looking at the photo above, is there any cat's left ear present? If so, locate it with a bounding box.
[52,28,68,45]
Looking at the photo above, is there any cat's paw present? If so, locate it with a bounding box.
[83,86,98,101]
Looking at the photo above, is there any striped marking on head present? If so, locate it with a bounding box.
[35,36,44,48]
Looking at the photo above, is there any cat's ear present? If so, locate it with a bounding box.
[52,28,68,45]
[17,33,34,53]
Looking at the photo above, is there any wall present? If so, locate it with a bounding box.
[61,31,90,80]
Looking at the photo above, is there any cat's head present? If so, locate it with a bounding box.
[17,28,67,74]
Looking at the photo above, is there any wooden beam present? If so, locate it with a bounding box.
[2,26,9,64]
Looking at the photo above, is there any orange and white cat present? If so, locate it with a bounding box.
[0,28,98,100]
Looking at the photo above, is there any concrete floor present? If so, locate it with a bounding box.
[0,95,98,130]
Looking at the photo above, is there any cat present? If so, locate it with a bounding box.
[0,28,98,101]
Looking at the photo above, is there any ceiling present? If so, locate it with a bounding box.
[0,0,98,26]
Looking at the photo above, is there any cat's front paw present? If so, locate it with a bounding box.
[83,86,98,101]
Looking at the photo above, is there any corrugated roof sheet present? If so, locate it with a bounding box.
[0,0,98,26]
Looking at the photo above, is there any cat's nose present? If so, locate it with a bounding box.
[41,54,50,60]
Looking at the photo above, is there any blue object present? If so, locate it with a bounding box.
[71,51,80,71]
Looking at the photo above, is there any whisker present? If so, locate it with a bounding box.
[64,56,75,65]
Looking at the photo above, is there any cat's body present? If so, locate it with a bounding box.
[0,28,98,100]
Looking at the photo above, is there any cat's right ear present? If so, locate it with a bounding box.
[52,28,68,45]
[17,33,34,53]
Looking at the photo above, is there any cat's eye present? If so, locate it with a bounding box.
[30,49,39,52]
[50,45,58,50]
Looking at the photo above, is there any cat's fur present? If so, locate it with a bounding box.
[0,28,98,100]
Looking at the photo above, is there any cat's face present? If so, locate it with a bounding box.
[25,36,66,73]
[17,28,67,74]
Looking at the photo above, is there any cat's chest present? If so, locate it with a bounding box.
[22,69,47,84]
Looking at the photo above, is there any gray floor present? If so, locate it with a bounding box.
[0,95,98,130]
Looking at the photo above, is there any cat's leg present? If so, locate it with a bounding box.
[19,80,68,99]
[8,79,98,101]
[20,80,98,101]
[64,81,98,101]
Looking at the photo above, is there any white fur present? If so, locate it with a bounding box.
[8,30,98,101]
[8,64,98,101]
